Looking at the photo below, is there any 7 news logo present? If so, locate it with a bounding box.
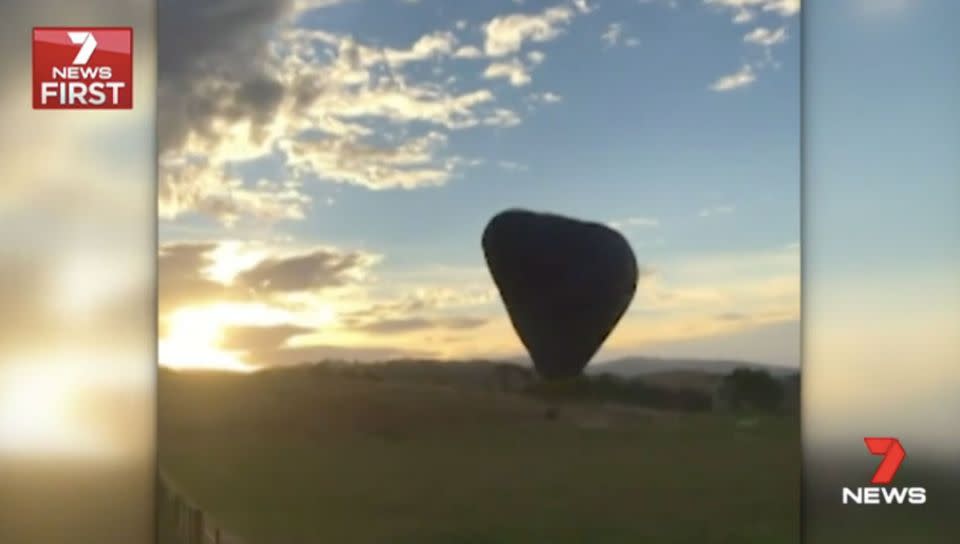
[842,437,926,505]
[32,27,133,109]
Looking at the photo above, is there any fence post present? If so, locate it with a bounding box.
[192,507,204,544]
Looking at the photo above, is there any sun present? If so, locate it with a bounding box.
[158,302,328,372]
[159,306,258,373]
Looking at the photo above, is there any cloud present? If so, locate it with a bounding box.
[733,9,755,23]
[159,158,311,225]
[709,65,756,91]
[573,0,594,14]
[295,0,350,14]
[529,91,563,104]
[158,243,237,315]
[453,45,483,59]
[483,108,523,127]
[158,0,298,156]
[283,131,459,190]
[350,316,488,335]
[483,4,576,57]
[622,247,800,334]
[608,216,660,229]
[332,284,494,339]
[158,1,325,223]
[704,0,801,22]
[483,58,533,86]
[347,286,496,318]
[377,31,459,66]
[526,50,546,64]
[158,1,534,224]
[743,26,788,46]
[235,247,377,294]
[698,205,736,217]
[602,23,624,47]
[158,241,378,318]
[700,2,796,93]
[219,324,315,352]
[715,312,750,322]
[637,0,680,7]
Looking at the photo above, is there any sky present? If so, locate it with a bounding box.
[157,0,801,371]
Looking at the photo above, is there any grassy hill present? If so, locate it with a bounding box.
[590,356,798,379]
[159,363,799,543]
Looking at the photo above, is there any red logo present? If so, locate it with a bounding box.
[842,437,923,505]
[32,27,133,109]
[864,437,906,485]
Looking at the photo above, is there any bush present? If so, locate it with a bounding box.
[719,368,784,413]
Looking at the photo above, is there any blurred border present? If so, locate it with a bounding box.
[0,1,156,543]
[802,1,960,542]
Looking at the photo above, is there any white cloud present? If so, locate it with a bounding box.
[483,58,533,86]
[743,26,788,47]
[283,132,457,190]
[158,8,540,224]
[573,0,594,14]
[383,31,459,65]
[483,4,576,57]
[527,50,546,64]
[602,23,624,47]
[608,216,661,229]
[454,45,483,59]
[763,0,801,16]
[293,0,350,15]
[159,158,311,226]
[704,0,801,21]
[529,91,563,104]
[699,1,796,94]
[483,108,523,127]
[709,64,756,91]
[698,205,736,217]
[733,9,755,23]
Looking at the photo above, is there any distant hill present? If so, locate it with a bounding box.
[161,356,800,414]
[245,356,799,383]
[162,356,799,384]
[589,357,799,380]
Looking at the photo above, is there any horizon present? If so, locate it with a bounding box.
[159,351,801,375]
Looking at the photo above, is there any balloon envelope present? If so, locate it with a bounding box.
[482,209,638,380]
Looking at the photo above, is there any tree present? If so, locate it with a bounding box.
[719,368,784,413]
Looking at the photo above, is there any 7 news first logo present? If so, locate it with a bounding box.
[842,437,926,505]
[32,27,133,109]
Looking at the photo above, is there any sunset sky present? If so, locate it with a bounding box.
[157,0,800,371]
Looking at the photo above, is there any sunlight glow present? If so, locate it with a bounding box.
[159,306,259,372]
[0,365,105,456]
[204,241,267,284]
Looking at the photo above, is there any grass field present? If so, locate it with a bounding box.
[158,367,800,543]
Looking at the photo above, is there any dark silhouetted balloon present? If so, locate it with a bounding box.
[482,209,638,380]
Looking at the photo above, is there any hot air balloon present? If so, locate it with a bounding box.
[482,209,638,380]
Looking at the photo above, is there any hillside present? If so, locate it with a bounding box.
[590,356,799,379]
